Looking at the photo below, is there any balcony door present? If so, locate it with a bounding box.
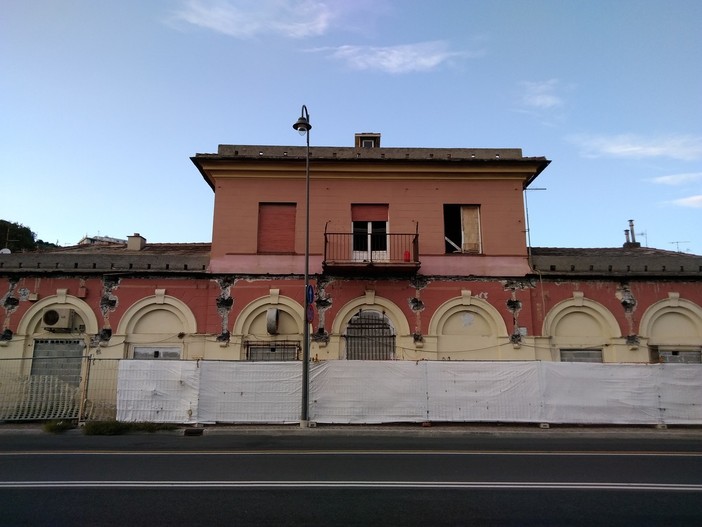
[351,204,388,262]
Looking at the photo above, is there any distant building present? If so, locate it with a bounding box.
[77,235,127,246]
[1,134,701,366]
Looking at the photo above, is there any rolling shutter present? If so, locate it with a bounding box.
[258,203,296,253]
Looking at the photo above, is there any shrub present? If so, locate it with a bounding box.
[83,420,178,435]
[42,420,77,434]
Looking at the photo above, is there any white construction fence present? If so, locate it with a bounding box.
[115,360,702,426]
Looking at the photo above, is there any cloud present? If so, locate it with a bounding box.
[520,79,563,109]
[172,0,332,38]
[321,41,481,74]
[651,172,702,185]
[569,134,702,161]
[670,195,702,208]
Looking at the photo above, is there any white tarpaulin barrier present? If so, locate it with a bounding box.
[654,364,702,424]
[116,360,702,425]
[539,362,661,424]
[310,361,428,424]
[116,360,200,423]
[198,361,301,423]
[426,361,542,423]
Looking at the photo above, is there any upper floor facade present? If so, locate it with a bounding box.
[192,134,550,277]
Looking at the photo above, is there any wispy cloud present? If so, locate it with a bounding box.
[319,41,481,74]
[171,0,333,38]
[569,134,702,161]
[670,195,702,208]
[520,79,563,109]
[651,172,702,185]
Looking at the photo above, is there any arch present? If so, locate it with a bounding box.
[233,294,304,337]
[542,295,620,339]
[330,295,411,337]
[17,294,99,336]
[116,295,197,335]
[428,295,509,337]
[639,296,702,344]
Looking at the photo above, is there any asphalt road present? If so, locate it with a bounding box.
[1,428,701,526]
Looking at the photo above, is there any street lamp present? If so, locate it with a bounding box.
[292,105,311,427]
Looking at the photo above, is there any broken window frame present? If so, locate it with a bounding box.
[443,204,482,254]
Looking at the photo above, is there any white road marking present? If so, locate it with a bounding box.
[1,450,701,457]
[0,480,701,491]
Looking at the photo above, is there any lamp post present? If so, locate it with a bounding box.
[292,105,311,426]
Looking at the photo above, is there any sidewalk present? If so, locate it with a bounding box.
[2,421,701,439]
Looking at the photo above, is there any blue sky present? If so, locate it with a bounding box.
[2,0,701,254]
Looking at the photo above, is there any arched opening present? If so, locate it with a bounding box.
[343,310,396,360]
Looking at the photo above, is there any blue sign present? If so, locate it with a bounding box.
[307,305,315,323]
[306,285,314,304]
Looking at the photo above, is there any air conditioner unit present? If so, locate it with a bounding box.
[42,308,75,330]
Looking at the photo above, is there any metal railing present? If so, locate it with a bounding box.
[0,356,119,422]
[324,229,419,266]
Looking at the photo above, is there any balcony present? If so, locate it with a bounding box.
[323,229,420,275]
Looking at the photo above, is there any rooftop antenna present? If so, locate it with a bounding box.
[636,230,648,247]
[524,187,547,261]
[669,241,690,252]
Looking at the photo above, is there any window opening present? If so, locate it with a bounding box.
[650,346,702,364]
[344,310,396,360]
[560,348,603,363]
[245,340,300,361]
[32,339,84,386]
[444,204,481,253]
[351,204,389,262]
[133,346,182,360]
[258,203,296,254]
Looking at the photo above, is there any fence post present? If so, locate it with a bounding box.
[78,355,92,423]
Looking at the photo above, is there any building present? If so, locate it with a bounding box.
[1,134,701,369]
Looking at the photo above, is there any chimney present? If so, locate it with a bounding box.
[127,233,146,251]
[354,133,381,148]
[623,221,640,249]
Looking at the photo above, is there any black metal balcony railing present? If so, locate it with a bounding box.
[323,230,420,273]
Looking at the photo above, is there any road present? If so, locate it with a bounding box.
[1,429,701,526]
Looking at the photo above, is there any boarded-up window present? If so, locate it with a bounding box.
[32,339,84,386]
[258,203,296,254]
[444,204,481,253]
[560,349,603,362]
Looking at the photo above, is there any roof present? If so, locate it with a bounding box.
[192,144,551,190]
[530,246,702,277]
[0,242,211,276]
[2,243,699,279]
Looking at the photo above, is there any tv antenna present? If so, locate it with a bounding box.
[669,241,689,252]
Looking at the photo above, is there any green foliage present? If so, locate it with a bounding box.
[0,219,59,252]
[83,420,177,435]
[42,420,77,434]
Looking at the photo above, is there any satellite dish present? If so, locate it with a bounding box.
[0,248,11,254]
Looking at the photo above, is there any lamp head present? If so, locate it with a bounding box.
[293,105,311,135]
[293,116,311,135]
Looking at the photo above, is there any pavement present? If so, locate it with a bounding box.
[1,421,701,439]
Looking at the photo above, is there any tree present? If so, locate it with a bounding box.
[0,220,58,252]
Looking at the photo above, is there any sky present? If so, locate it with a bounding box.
[2,0,701,254]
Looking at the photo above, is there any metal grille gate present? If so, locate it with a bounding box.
[344,310,396,360]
